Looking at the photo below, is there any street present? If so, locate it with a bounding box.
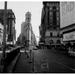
[13,48,75,73]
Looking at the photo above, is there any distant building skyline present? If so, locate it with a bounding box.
[7,1,43,43]
[0,1,75,43]
[0,1,43,43]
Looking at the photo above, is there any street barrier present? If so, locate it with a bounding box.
[0,46,22,72]
[5,46,21,66]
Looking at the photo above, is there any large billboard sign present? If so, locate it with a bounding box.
[63,31,75,41]
[60,2,75,28]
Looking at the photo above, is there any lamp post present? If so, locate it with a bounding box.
[2,1,7,72]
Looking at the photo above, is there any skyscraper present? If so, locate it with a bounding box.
[39,2,61,47]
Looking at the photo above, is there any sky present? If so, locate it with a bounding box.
[0,1,43,43]
[0,1,75,43]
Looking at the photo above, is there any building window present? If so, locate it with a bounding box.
[50,7,52,10]
[56,12,59,16]
[54,27,56,29]
[56,7,59,10]
[53,6,57,25]
[49,12,52,16]
[57,33,59,37]
[50,40,53,44]
[50,32,52,37]
[57,17,59,21]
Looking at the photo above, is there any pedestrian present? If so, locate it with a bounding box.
[24,46,29,58]
[29,49,32,63]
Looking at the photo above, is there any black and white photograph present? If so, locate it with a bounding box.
[0,0,75,73]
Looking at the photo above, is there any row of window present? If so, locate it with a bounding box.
[49,39,61,44]
[50,32,60,37]
[46,40,61,44]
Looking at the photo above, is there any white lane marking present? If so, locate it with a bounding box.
[41,62,49,71]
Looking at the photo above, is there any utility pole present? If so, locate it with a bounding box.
[2,1,7,72]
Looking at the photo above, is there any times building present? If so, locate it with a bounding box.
[17,11,37,47]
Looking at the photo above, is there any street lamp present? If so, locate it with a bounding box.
[1,1,7,72]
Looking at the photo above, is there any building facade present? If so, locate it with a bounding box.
[39,2,61,46]
[0,9,16,45]
[21,11,37,48]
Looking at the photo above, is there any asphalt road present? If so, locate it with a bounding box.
[33,48,75,73]
[13,48,75,73]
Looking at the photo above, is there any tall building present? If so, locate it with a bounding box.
[21,11,37,47]
[39,2,61,46]
[0,9,16,44]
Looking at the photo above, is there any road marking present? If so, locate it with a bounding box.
[40,57,49,72]
[41,62,49,69]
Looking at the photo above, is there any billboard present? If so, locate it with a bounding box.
[63,31,75,41]
[60,2,75,28]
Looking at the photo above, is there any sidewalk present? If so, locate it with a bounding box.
[13,51,33,73]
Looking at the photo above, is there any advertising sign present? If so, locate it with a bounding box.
[63,31,75,41]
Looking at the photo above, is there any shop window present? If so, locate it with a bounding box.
[57,33,59,37]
